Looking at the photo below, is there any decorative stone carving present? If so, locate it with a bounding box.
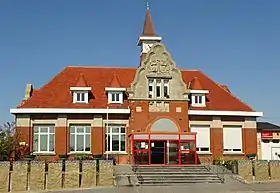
[128,43,189,100]
[145,45,174,78]
[149,102,169,112]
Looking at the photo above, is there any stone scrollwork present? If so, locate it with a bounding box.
[145,46,173,77]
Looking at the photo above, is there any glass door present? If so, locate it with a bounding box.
[133,140,149,165]
[165,140,179,164]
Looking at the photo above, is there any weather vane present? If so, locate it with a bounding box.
[146,0,150,10]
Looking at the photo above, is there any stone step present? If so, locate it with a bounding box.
[138,179,222,184]
[138,174,219,178]
[134,171,213,175]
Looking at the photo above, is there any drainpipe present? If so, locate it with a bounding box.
[106,106,109,160]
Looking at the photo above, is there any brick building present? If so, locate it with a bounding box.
[10,9,263,165]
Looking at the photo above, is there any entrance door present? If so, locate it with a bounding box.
[150,141,165,164]
[271,147,280,160]
[166,140,179,164]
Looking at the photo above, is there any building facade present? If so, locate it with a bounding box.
[10,9,263,165]
[257,122,280,161]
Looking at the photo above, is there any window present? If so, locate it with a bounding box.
[191,94,206,106]
[191,126,210,153]
[223,126,242,153]
[70,125,91,152]
[163,80,169,98]
[156,80,161,98]
[105,125,126,152]
[148,80,153,98]
[147,79,169,99]
[73,91,88,103]
[108,92,123,104]
[33,125,55,153]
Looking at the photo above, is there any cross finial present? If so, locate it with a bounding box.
[146,0,149,10]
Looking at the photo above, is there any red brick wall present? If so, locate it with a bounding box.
[130,101,189,132]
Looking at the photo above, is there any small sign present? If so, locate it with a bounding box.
[145,145,149,149]
[261,132,273,138]
[141,142,146,148]
[151,142,154,147]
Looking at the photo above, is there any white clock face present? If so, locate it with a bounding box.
[143,43,153,53]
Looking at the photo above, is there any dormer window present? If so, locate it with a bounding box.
[70,74,91,104]
[189,77,208,107]
[73,91,88,103]
[108,91,123,104]
[148,79,170,99]
[191,94,206,107]
[106,73,125,104]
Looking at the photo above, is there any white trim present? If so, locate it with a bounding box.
[70,87,91,91]
[105,87,126,91]
[138,36,162,41]
[10,108,130,114]
[190,90,209,94]
[188,110,263,117]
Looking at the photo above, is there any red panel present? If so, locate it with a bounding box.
[261,132,273,138]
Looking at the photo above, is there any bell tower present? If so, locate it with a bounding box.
[137,5,162,62]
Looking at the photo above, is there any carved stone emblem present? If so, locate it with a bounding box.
[147,58,171,77]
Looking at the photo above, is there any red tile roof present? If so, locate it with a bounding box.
[17,66,254,111]
[108,73,122,88]
[190,77,204,90]
[73,74,88,87]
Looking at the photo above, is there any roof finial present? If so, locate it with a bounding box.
[146,0,150,10]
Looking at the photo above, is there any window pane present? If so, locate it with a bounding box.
[70,127,75,133]
[49,127,54,133]
[115,93,119,101]
[49,134,54,151]
[112,135,119,151]
[34,127,39,133]
[121,134,126,151]
[40,134,48,151]
[85,134,90,151]
[85,127,90,133]
[77,135,84,151]
[70,134,75,151]
[33,134,38,152]
[77,127,84,133]
[77,93,81,101]
[112,93,116,101]
[40,127,48,133]
[81,93,85,101]
[112,127,119,133]
[194,96,198,103]
[121,127,125,134]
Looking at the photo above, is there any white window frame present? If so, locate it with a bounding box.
[69,125,91,153]
[105,124,126,153]
[191,125,210,153]
[223,126,243,153]
[33,125,55,153]
[191,94,206,107]
[73,91,89,104]
[108,92,123,104]
[147,79,170,99]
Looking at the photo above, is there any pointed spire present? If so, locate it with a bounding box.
[108,73,122,88]
[75,74,88,87]
[142,8,157,37]
[191,77,204,90]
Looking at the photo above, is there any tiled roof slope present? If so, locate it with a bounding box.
[18,66,254,111]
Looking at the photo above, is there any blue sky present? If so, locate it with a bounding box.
[0,0,280,125]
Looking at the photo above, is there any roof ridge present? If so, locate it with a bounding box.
[198,70,255,112]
